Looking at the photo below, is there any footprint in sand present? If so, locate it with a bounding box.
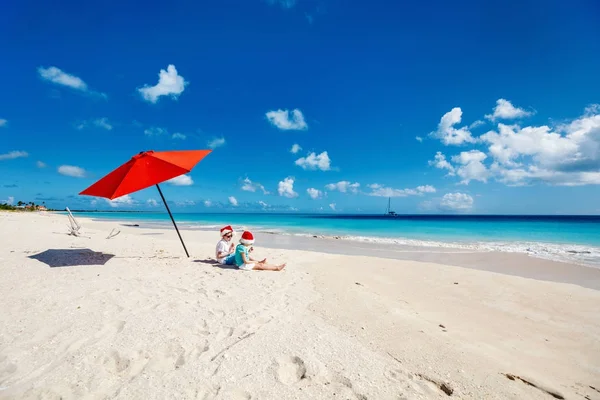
[147,342,187,371]
[209,309,226,318]
[216,327,234,341]
[2,362,17,376]
[190,340,210,360]
[387,367,454,398]
[194,320,210,336]
[103,350,130,373]
[223,388,252,399]
[384,366,411,383]
[329,375,367,400]
[275,356,307,385]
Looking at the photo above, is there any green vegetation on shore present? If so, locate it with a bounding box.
[0,201,56,211]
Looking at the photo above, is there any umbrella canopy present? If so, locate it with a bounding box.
[79,150,212,257]
[80,150,211,200]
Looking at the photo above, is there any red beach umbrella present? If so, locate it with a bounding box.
[79,150,212,257]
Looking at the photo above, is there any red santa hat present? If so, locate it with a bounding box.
[220,225,234,237]
[240,231,254,245]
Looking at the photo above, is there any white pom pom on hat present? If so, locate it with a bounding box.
[240,231,254,245]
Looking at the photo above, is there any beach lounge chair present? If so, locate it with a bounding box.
[65,207,120,239]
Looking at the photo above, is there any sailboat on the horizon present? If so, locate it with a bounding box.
[384,197,397,217]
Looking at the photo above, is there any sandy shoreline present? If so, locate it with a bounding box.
[74,212,600,270]
[83,213,600,290]
[1,211,599,399]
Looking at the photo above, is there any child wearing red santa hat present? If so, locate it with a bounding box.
[234,231,286,271]
[215,225,236,265]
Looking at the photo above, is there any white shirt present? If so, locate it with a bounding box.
[215,239,232,262]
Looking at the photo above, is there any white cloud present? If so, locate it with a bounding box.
[290,143,302,154]
[479,108,600,185]
[93,118,112,130]
[167,174,193,186]
[241,177,268,194]
[368,186,412,197]
[138,65,187,104]
[175,200,196,207]
[452,150,487,165]
[485,99,533,122]
[266,0,296,8]
[0,151,28,161]
[469,120,485,129]
[106,195,135,208]
[325,181,360,194]
[482,124,575,168]
[451,150,490,184]
[426,105,600,187]
[258,200,269,209]
[440,192,474,212]
[36,161,46,168]
[329,203,336,211]
[428,151,455,176]
[306,188,322,199]
[417,185,436,193]
[147,199,159,207]
[2,196,14,205]
[415,136,423,142]
[430,107,476,145]
[38,66,86,90]
[172,133,186,140]
[204,200,212,207]
[367,184,436,197]
[144,126,167,136]
[76,118,113,131]
[278,177,298,198]
[208,137,226,149]
[266,109,308,130]
[58,165,85,178]
[584,104,600,116]
[229,196,238,206]
[295,151,331,171]
[0,119,7,127]
[38,66,106,98]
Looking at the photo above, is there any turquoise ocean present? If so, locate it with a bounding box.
[69,212,600,267]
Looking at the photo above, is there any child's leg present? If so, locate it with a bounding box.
[253,263,286,271]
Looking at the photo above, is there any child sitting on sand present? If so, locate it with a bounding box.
[215,225,236,265]
[235,231,286,271]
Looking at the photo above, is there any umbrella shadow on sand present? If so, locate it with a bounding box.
[29,249,115,268]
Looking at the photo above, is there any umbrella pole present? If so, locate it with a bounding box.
[156,184,190,258]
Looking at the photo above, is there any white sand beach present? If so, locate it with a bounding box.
[1,211,599,399]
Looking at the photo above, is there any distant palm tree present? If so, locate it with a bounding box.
[17,201,23,207]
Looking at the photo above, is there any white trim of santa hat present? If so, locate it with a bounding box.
[220,225,234,237]
[240,231,254,245]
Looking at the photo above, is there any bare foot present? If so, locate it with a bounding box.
[259,258,267,264]
[276,263,286,271]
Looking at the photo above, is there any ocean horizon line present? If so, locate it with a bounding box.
[63,210,600,218]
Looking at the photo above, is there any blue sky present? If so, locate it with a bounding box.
[1,0,599,214]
